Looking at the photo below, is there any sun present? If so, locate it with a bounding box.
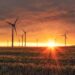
[47,40,56,48]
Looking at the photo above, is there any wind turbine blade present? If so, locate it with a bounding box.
[14,26,17,35]
[6,21,13,25]
[22,29,26,34]
[15,28,17,35]
[23,30,25,33]
[14,17,19,24]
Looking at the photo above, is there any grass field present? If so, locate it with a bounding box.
[0,46,75,75]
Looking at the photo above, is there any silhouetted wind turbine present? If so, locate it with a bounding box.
[59,32,67,46]
[6,18,18,48]
[23,30,26,47]
[62,33,67,46]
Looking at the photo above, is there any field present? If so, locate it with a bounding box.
[0,46,75,75]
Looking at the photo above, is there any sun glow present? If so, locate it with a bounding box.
[0,40,68,47]
[47,40,56,48]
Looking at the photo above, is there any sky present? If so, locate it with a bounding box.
[0,0,75,46]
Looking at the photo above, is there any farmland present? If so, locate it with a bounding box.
[0,46,75,75]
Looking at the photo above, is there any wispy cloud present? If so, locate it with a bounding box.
[0,0,75,23]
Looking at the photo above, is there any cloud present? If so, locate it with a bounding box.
[0,0,75,21]
[0,0,75,34]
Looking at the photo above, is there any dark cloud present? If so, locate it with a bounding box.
[37,9,75,23]
[0,0,75,33]
[0,0,74,12]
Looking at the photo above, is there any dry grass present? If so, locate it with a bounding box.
[0,46,75,75]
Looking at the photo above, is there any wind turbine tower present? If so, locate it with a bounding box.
[21,34,23,47]
[64,33,67,46]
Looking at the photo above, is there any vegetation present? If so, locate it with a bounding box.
[0,46,75,75]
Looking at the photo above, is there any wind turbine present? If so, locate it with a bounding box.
[62,33,67,46]
[23,30,26,47]
[6,18,18,48]
[58,32,67,46]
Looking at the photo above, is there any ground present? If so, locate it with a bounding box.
[0,46,75,75]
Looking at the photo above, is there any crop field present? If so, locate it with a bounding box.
[0,46,75,75]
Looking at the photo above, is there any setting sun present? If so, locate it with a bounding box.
[47,40,56,47]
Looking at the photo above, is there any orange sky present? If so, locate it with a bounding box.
[0,0,75,46]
